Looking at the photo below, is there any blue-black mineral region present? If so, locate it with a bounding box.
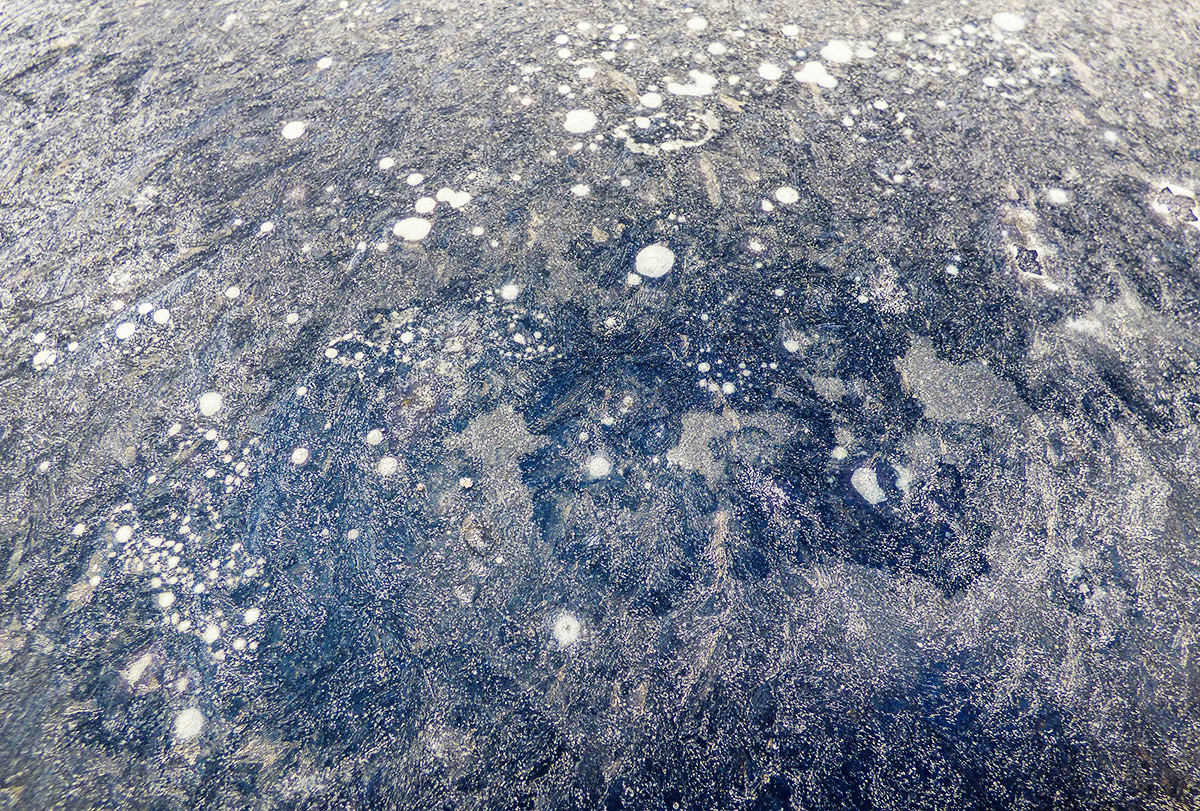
[1,0,1198,809]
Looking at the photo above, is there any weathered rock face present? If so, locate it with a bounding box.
[2,1,1199,808]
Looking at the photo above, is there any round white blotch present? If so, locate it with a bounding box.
[992,12,1027,32]
[686,16,708,31]
[225,285,240,299]
[635,243,675,278]
[317,56,333,70]
[392,217,432,241]
[406,173,424,186]
[570,183,591,197]
[774,186,800,205]
[378,456,398,476]
[563,108,597,134]
[587,455,611,478]
[831,445,848,460]
[553,613,581,646]
[281,121,307,140]
[115,322,136,340]
[378,156,395,170]
[114,525,133,543]
[500,283,521,301]
[414,196,436,214]
[757,62,783,81]
[794,61,838,89]
[1047,187,1072,205]
[782,24,800,37]
[851,466,886,505]
[820,40,854,64]
[198,391,223,417]
[244,607,261,625]
[201,624,220,644]
[156,592,176,609]
[783,338,801,353]
[366,429,384,446]
[173,708,205,740]
[291,446,310,466]
[152,308,170,325]
[639,92,662,108]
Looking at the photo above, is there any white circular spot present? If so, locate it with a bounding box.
[783,338,801,353]
[635,243,675,278]
[366,429,384,446]
[291,446,310,466]
[500,283,521,301]
[115,322,136,340]
[406,173,424,186]
[820,40,854,64]
[114,525,133,543]
[224,285,240,299]
[774,186,800,205]
[686,16,708,31]
[587,455,612,478]
[156,592,176,609]
[782,24,800,37]
[570,183,591,197]
[553,613,581,646]
[378,456,398,476]
[392,217,432,241]
[563,108,598,134]
[414,196,436,214]
[152,308,170,325]
[378,156,395,170]
[639,92,662,108]
[244,607,261,624]
[201,624,220,644]
[992,12,1027,32]
[198,391,223,417]
[317,56,333,70]
[174,708,205,740]
[757,62,783,81]
[280,121,307,140]
[1047,187,1072,205]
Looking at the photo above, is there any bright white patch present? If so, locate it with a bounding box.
[820,40,854,64]
[406,173,424,186]
[563,108,598,133]
[886,29,905,42]
[992,12,1027,32]
[123,652,153,685]
[414,196,436,214]
[317,56,333,70]
[774,186,800,204]
[500,283,521,300]
[366,429,384,446]
[635,243,675,278]
[291,446,310,466]
[794,62,838,88]
[392,217,432,241]
[757,62,783,81]
[783,338,801,353]
[1046,187,1072,205]
[587,455,612,478]
[851,466,886,505]
[174,708,205,740]
[156,592,176,609]
[707,42,728,56]
[280,121,307,140]
[570,183,591,197]
[625,272,642,286]
[32,348,57,368]
[639,92,663,108]
[553,613,581,646]
[201,624,220,644]
[782,24,800,37]
[378,456,398,476]
[152,308,170,324]
[115,322,136,340]
[198,391,223,417]
[225,285,240,299]
[244,607,261,624]
[686,16,708,31]
[667,70,718,96]
[378,156,395,170]
[831,445,848,460]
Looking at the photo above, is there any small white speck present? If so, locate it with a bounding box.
[225,286,240,299]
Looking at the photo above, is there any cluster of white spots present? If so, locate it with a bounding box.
[991,11,1028,32]
[757,62,783,82]
[851,465,886,505]
[290,446,310,466]
[198,392,223,417]
[820,40,855,64]
[435,187,472,208]
[587,454,612,478]
[634,243,675,278]
[553,613,582,646]
[174,708,205,740]
[563,108,598,133]
[794,62,838,89]
[280,121,307,140]
[774,186,800,205]
[393,217,432,241]
[500,283,521,301]
[377,456,398,476]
